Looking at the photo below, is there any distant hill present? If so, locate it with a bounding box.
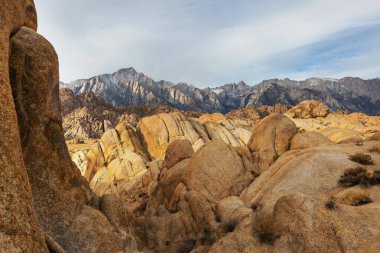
[60,67,380,115]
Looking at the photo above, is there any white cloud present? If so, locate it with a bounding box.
[34,0,380,86]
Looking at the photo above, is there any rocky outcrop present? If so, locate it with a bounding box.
[248,114,298,171]
[225,103,291,128]
[237,141,380,253]
[286,100,329,119]
[290,131,334,150]
[138,112,250,160]
[288,110,380,143]
[10,26,127,252]
[0,1,48,251]
[61,88,202,140]
[144,139,257,253]
[73,123,149,197]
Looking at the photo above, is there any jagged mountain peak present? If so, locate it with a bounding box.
[59,67,380,115]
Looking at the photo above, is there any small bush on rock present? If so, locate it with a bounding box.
[338,167,367,187]
[338,167,380,187]
[325,199,338,210]
[349,153,374,165]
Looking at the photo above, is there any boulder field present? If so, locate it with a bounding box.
[70,107,380,253]
[2,1,380,252]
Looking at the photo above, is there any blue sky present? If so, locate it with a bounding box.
[35,0,380,87]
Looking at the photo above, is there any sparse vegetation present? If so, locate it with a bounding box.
[177,238,196,253]
[338,167,380,187]
[325,199,338,210]
[349,152,374,165]
[338,167,367,187]
[252,212,280,245]
[223,219,238,233]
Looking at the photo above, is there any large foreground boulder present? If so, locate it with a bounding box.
[0,1,48,251]
[10,27,125,252]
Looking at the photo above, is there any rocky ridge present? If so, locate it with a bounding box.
[61,68,380,115]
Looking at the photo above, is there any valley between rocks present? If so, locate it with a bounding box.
[1,1,380,253]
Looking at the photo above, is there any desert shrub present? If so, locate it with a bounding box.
[338,167,380,187]
[338,167,367,187]
[223,219,238,233]
[325,199,337,210]
[177,238,196,253]
[349,153,374,165]
[252,212,280,245]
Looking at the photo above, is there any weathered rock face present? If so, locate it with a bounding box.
[138,112,250,160]
[144,139,257,253]
[72,122,150,197]
[236,142,380,253]
[9,27,126,252]
[290,131,334,150]
[0,1,48,251]
[225,103,291,128]
[289,112,380,142]
[248,113,298,171]
[286,100,329,119]
[60,89,203,140]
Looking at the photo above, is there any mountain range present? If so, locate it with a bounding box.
[60,67,380,115]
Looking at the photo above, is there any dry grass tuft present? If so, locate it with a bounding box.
[349,153,374,165]
[338,167,380,187]
[325,199,338,210]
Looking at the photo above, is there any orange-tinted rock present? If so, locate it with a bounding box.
[286,100,329,119]
[0,1,48,251]
[248,113,298,171]
[10,27,124,252]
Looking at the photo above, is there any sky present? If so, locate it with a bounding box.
[35,0,380,87]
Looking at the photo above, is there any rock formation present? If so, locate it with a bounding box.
[286,100,329,119]
[0,1,141,252]
[60,88,202,140]
[248,113,298,171]
[0,1,48,251]
[137,112,250,160]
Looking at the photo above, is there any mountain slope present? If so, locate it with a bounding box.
[61,68,380,115]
